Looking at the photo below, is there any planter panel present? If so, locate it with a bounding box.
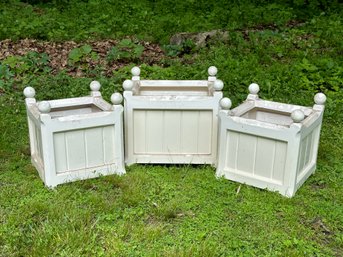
[223,130,288,186]
[133,110,212,155]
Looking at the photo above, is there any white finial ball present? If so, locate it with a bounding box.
[208,66,218,76]
[214,80,224,91]
[131,66,140,76]
[23,87,36,98]
[123,80,134,91]
[248,83,260,95]
[90,81,101,91]
[314,93,326,105]
[38,101,51,113]
[220,97,232,110]
[291,109,305,123]
[111,93,123,105]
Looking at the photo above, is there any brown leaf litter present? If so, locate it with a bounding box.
[0,39,166,77]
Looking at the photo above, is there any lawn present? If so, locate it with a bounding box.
[0,0,342,256]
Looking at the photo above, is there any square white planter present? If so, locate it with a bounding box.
[216,83,326,197]
[23,82,125,188]
[123,66,223,165]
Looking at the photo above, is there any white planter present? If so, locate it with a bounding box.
[23,82,125,188]
[216,84,326,197]
[123,66,223,165]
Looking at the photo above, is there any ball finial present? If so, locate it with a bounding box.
[214,80,224,91]
[291,109,305,123]
[220,97,232,110]
[111,93,123,105]
[131,66,140,76]
[38,101,51,114]
[90,81,101,91]
[208,66,218,76]
[23,87,36,98]
[248,83,260,95]
[314,93,326,105]
[123,79,134,91]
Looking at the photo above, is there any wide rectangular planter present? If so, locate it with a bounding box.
[23,82,125,187]
[216,84,326,197]
[123,66,224,165]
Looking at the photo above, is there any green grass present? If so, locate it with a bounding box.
[1,0,343,256]
[0,0,341,43]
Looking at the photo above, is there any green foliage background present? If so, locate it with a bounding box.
[0,0,340,42]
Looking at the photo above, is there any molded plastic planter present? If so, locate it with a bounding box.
[216,84,326,197]
[23,82,125,187]
[123,66,223,165]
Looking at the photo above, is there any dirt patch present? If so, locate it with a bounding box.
[0,39,166,77]
[311,182,327,190]
[311,217,332,235]
[309,217,343,256]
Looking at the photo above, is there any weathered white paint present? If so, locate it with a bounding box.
[216,85,326,197]
[24,82,125,188]
[123,66,223,165]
